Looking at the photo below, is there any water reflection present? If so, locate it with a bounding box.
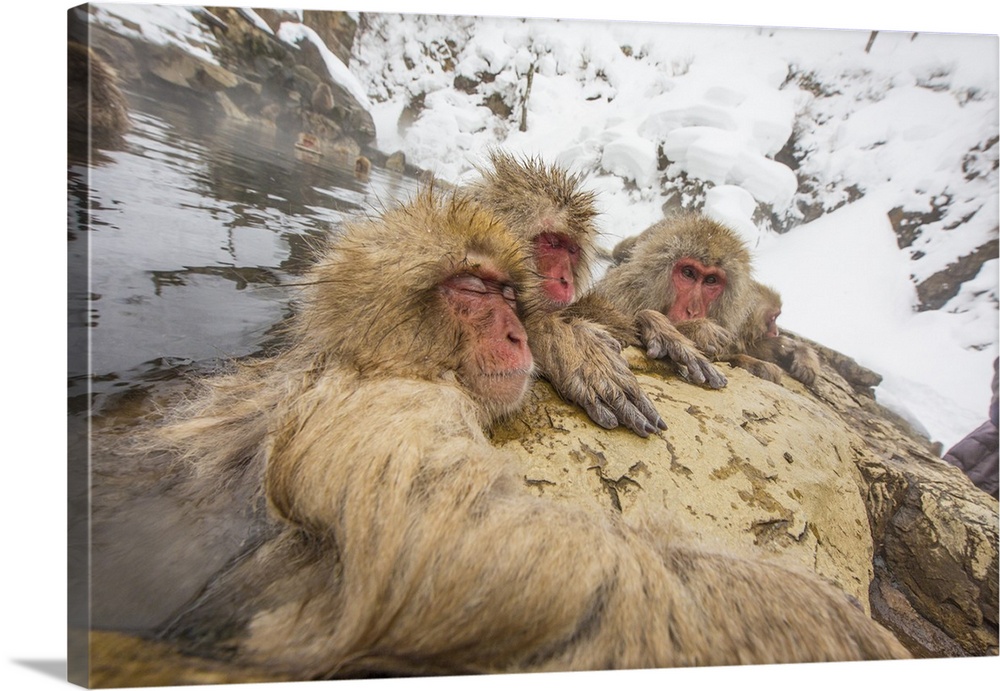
[68,88,421,421]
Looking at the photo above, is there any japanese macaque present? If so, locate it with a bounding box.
[729,282,821,386]
[68,40,130,148]
[310,82,334,114]
[607,220,820,387]
[468,152,672,436]
[354,155,371,180]
[592,214,752,387]
[93,190,909,679]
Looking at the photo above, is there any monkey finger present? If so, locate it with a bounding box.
[643,338,668,362]
[688,357,729,389]
[608,371,666,432]
[580,397,621,431]
[593,383,659,437]
[601,397,654,437]
[683,359,708,386]
[618,403,663,436]
[671,349,708,386]
[602,364,666,432]
[698,361,728,389]
[626,389,667,431]
[672,346,728,390]
[615,406,656,437]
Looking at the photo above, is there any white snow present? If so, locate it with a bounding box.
[240,8,274,36]
[86,4,999,451]
[276,22,373,110]
[351,15,999,450]
[92,3,221,64]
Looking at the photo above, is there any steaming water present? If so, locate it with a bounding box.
[68,91,420,420]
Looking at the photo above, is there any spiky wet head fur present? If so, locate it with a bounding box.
[470,150,600,294]
[293,190,535,384]
[599,214,754,328]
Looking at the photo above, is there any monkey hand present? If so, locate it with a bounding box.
[676,318,736,358]
[636,310,727,389]
[729,354,783,384]
[785,340,821,387]
[530,314,667,437]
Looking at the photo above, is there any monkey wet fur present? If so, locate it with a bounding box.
[100,192,908,678]
[469,151,598,309]
[470,152,667,437]
[608,218,820,387]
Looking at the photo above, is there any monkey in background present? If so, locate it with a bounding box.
[68,40,131,149]
[609,221,820,387]
[469,152,724,437]
[354,155,371,180]
[310,82,334,115]
[91,190,909,679]
[589,214,750,385]
[729,281,821,386]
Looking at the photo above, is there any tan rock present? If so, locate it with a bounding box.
[493,348,878,608]
[491,344,1000,657]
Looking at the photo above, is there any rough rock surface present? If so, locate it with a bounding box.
[491,344,999,659]
[493,351,878,608]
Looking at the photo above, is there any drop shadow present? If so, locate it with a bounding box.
[10,659,66,681]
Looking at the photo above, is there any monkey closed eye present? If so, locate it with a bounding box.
[542,234,577,253]
[444,274,519,310]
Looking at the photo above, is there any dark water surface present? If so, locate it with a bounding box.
[68,91,421,419]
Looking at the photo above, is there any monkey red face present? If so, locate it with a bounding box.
[666,258,727,322]
[440,270,534,411]
[533,233,580,306]
[764,309,780,339]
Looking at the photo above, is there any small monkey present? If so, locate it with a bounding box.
[354,155,371,180]
[68,40,130,148]
[728,282,821,386]
[311,82,334,114]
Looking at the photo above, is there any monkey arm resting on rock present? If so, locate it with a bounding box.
[744,284,821,387]
[593,215,756,389]
[605,220,820,389]
[525,309,666,437]
[724,282,821,387]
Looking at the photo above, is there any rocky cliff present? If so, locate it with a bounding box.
[70,5,384,165]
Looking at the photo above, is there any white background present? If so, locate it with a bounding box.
[6,1,998,690]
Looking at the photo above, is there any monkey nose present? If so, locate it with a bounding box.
[544,277,575,305]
